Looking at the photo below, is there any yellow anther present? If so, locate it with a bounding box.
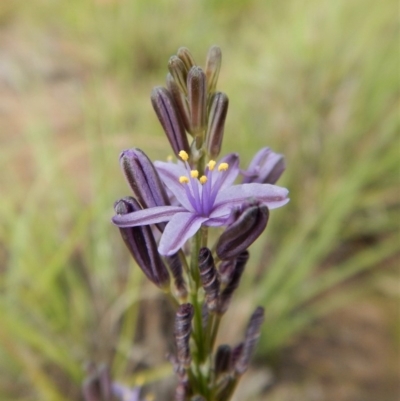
[207,160,216,171]
[218,162,229,171]
[179,176,189,184]
[199,175,208,184]
[191,170,199,178]
[179,150,189,161]
[167,155,173,162]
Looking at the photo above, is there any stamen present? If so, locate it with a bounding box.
[200,176,207,184]
[207,160,216,171]
[218,162,229,171]
[179,176,189,184]
[179,150,189,161]
[191,170,199,178]
[167,155,173,162]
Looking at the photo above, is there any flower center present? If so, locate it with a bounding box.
[177,150,229,216]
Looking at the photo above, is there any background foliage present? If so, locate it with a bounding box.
[0,0,398,400]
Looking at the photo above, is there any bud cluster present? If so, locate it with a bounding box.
[152,46,228,159]
[106,46,288,401]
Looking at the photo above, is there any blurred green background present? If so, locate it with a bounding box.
[0,0,398,400]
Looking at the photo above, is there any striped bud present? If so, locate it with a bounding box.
[234,307,265,375]
[114,197,170,289]
[216,203,269,260]
[198,247,220,312]
[205,45,222,94]
[205,92,229,158]
[119,148,170,210]
[166,253,187,299]
[214,345,232,377]
[187,66,207,137]
[177,47,196,71]
[168,56,188,95]
[151,87,190,156]
[166,73,191,134]
[174,303,194,368]
[218,259,236,285]
[217,251,249,314]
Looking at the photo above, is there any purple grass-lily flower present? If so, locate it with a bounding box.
[112,150,289,255]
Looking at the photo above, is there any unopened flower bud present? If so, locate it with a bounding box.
[168,56,188,95]
[214,345,232,377]
[114,197,170,289]
[217,251,249,314]
[119,148,170,210]
[242,147,285,184]
[166,73,191,134]
[218,259,236,285]
[216,203,269,260]
[166,253,187,299]
[205,92,228,158]
[234,307,265,375]
[198,247,220,312]
[205,45,222,94]
[174,303,194,368]
[187,66,207,138]
[177,47,196,71]
[151,87,190,156]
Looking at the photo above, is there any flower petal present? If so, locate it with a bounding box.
[213,183,289,214]
[112,205,185,227]
[158,212,208,255]
[154,161,195,211]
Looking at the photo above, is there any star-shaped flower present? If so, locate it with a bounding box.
[112,150,289,255]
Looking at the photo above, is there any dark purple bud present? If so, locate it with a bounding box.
[82,364,112,401]
[177,47,196,71]
[174,303,194,368]
[166,253,188,299]
[206,92,229,158]
[216,203,269,260]
[218,259,236,285]
[114,197,170,289]
[217,251,249,314]
[166,73,191,134]
[205,45,222,94]
[119,148,170,211]
[242,147,285,184]
[231,342,244,367]
[198,247,220,313]
[187,66,207,137]
[151,87,190,156]
[234,307,265,375]
[168,56,188,95]
[214,344,232,377]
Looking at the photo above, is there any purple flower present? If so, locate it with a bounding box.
[112,150,289,256]
[241,147,285,184]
